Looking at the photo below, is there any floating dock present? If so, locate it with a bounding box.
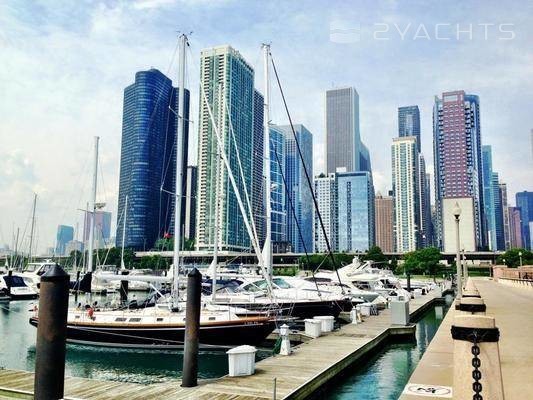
[0,290,442,400]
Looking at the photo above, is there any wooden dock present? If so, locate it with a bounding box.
[0,290,442,400]
[400,277,533,400]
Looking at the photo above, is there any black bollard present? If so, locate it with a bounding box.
[407,272,411,293]
[181,268,202,387]
[7,270,12,297]
[34,264,70,400]
[120,270,129,304]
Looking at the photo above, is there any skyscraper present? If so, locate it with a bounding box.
[499,182,511,250]
[116,68,189,250]
[398,105,421,152]
[418,155,433,247]
[433,90,485,250]
[492,173,505,250]
[84,210,112,249]
[336,171,375,252]
[314,173,337,253]
[375,193,394,252]
[508,206,523,248]
[392,136,420,252]
[252,90,265,246]
[270,126,287,248]
[482,145,496,249]
[184,166,197,241]
[516,191,533,250]
[280,124,313,253]
[196,45,258,252]
[325,87,361,173]
[56,225,74,256]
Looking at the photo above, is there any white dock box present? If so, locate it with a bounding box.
[226,345,257,377]
[390,298,410,325]
[314,315,335,332]
[304,319,322,337]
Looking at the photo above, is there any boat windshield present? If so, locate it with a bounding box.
[3,275,27,287]
[272,278,292,289]
[24,264,40,273]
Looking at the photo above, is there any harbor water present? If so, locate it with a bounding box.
[0,293,269,384]
[326,294,453,399]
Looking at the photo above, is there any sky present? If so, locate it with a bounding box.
[0,0,532,254]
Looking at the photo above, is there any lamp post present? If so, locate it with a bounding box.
[453,202,462,298]
[519,251,523,267]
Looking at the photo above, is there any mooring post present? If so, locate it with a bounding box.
[451,314,504,400]
[120,270,129,304]
[181,268,202,387]
[34,264,70,400]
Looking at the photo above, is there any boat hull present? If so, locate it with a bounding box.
[29,317,276,349]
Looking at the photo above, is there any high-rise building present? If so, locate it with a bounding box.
[270,126,287,248]
[482,145,496,249]
[398,105,421,152]
[325,87,361,174]
[56,225,74,256]
[375,193,394,252]
[196,45,258,252]
[336,171,375,252]
[392,136,420,252]
[419,155,433,247]
[252,90,265,246]
[84,210,112,249]
[280,124,313,253]
[508,206,523,248]
[499,182,511,250]
[314,173,337,252]
[184,166,197,241]
[116,68,189,250]
[516,191,533,250]
[492,173,505,250]
[433,91,485,250]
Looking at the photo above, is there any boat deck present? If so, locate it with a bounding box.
[0,289,442,399]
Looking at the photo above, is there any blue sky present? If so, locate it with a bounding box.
[0,0,532,253]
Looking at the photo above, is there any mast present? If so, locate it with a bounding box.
[28,193,37,263]
[120,195,128,270]
[87,136,99,273]
[14,227,19,269]
[261,44,273,281]
[172,33,187,308]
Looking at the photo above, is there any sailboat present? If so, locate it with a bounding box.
[29,34,276,348]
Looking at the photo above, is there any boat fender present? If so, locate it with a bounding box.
[87,307,95,320]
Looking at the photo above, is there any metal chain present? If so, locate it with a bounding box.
[471,334,483,400]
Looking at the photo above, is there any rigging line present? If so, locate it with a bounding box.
[270,55,344,294]
[270,139,321,297]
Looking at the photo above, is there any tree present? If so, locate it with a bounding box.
[402,247,442,281]
[363,246,387,265]
[139,255,169,270]
[154,237,173,251]
[299,253,353,271]
[496,248,533,267]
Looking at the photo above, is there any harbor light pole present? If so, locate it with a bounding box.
[519,251,523,267]
[453,202,462,298]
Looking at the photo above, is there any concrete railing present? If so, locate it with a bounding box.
[498,277,533,291]
[451,279,504,399]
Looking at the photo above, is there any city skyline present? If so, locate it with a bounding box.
[1,1,532,253]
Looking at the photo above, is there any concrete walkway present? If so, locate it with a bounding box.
[400,277,533,399]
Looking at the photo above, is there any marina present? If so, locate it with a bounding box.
[0,285,446,399]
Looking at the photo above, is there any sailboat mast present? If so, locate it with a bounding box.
[262,44,273,281]
[87,136,99,273]
[28,193,37,263]
[172,33,187,308]
[120,195,128,270]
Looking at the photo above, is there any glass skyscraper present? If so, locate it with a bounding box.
[398,105,421,152]
[492,172,505,250]
[279,124,313,253]
[336,171,375,252]
[270,126,287,245]
[516,191,533,250]
[482,145,496,249]
[196,45,259,251]
[56,225,74,256]
[116,68,190,250]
